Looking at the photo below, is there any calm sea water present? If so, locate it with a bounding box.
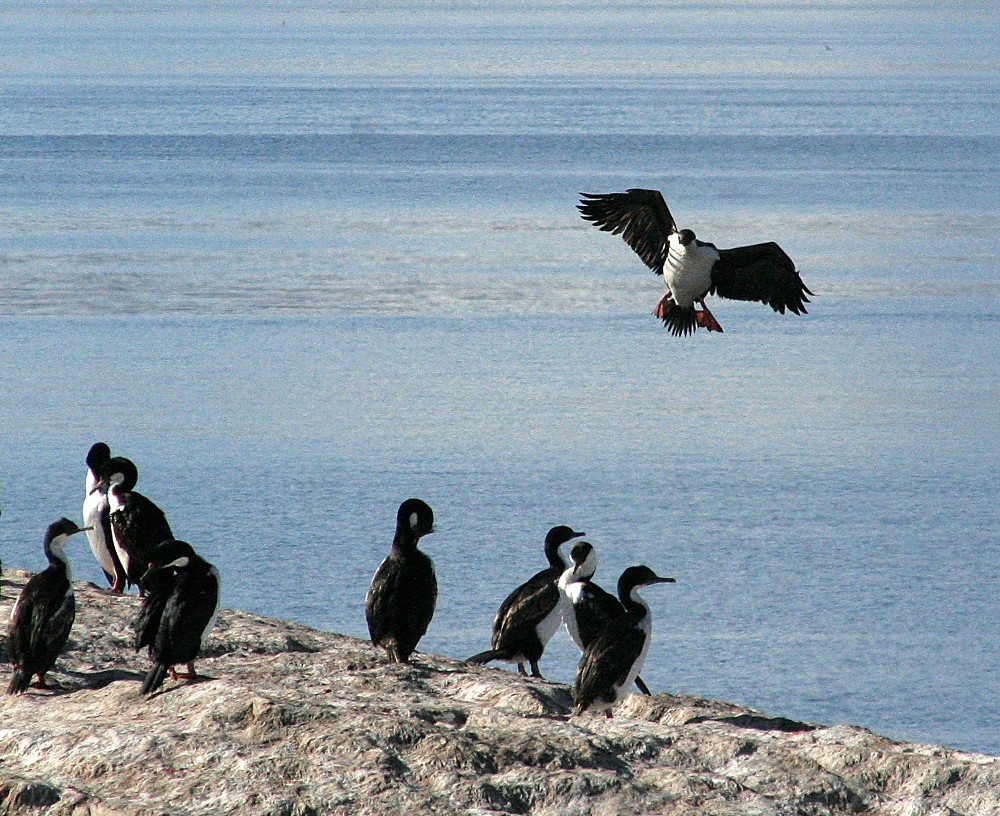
[1,2,998,755]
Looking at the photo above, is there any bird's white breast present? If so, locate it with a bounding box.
[560,579,586,650]
[106,487,131,574]
[535,587,568,647]
[108,487,125,514]
[664,236,719,307]
[83,482,113,574]
[200,565,223,648]
[612,613,652,706]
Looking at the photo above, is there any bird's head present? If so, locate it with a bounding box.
[94,456,138,495]
[141,539,198,581]
[568,540,597,581]
[397,497,434,539]
[676,229,697,246]
[43,517,92,563]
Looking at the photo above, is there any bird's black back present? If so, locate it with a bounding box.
[135,566,177,655]
[573,610,647,710]
[7,569,75,692]
[490,567,561,660]
[152,561,219,668]
[111,491,173,584]
[572,580,627,648]
[366,548,437,662]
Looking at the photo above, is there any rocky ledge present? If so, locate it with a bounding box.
[1,570,997,816]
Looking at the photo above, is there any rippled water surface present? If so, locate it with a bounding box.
[1,1,998,755]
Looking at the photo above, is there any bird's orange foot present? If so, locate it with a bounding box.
[695,309,724,333]
[169,662,197,681]
[652,292,675,319]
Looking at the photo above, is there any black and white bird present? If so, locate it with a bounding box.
[139,539,221,696]
[578,188,813,335]
[365,498,437,664]
[6,518,92,694]
[558,541,651,695]
[98,456,173,594]
[573,565,675,718]
[82,442,126,591]
[467,525,585,678]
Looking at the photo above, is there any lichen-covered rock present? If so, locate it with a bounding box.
[1,570,997,815]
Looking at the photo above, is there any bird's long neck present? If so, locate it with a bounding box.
[544,541,565,571]
[45,540,72,582]
[391,526,419,555]
[620,585,651,620]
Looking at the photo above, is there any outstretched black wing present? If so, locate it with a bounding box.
[711,242,813,315]
[578,189,677,274]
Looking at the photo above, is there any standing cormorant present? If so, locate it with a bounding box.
[579,188,812,335]
[82,442,126,591]
[139,539,221,696]
[558,541,651,695]
[98,456,173,594]
[6,518,92,694]
[573,565,675,717]
[467,524,585,678]
[365,498,437,663]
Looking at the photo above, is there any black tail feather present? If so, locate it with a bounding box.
[661,305,698,337]
[141,663,169,696]
[7,667,30,695]
[466,649,501,665]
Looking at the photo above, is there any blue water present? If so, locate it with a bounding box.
[1,2,998,755]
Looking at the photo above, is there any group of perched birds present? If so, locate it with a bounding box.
[4,443,221,697]
[366,501,675,717]
[6,447,670,718]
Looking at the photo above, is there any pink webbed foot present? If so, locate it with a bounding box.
[652,291,675,319]
[169,662,197,681]
[694,302,724,333]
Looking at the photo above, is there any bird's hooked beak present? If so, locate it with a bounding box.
[653,575,677,585]
[76,525,94,533]
[89,478,109,496]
